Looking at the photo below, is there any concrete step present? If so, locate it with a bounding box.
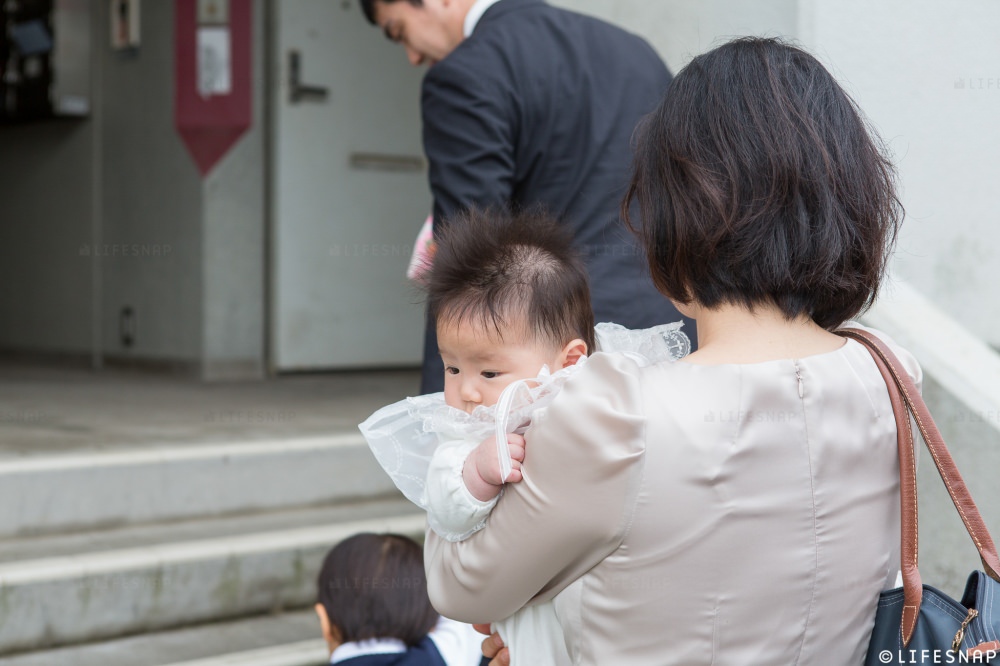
[161,640,327,666]
[0,609,326,666]
[0,498,425,655]
[0,434,397,538]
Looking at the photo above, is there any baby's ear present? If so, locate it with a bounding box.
[559,338,588,368]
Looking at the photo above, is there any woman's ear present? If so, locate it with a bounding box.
[315,603,342,655]
[558,338,588,368]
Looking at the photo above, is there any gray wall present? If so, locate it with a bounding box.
[918,374,1000,597]
[0,1,266,378]
[800,0,1000,349]
[99,0,203,363]
[552,0,799,72]
[0,112,95,355]
[201,1,267,380]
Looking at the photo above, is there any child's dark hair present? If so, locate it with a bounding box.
[428,208,596,352]
[624,37,902,330]
[316,533,438,647]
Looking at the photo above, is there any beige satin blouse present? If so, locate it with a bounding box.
[425,326,921,665]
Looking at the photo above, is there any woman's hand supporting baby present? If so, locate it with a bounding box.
[462,434,526,502]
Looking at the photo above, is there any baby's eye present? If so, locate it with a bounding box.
[445,366,459,375]
[481,371,502,379]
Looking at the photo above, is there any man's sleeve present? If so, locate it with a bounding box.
[421,57,517,226]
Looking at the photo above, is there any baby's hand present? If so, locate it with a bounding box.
[462,434,526,502]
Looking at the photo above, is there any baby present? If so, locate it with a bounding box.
[361,209,689,665]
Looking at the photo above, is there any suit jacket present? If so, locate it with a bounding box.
[425,325,921,664]
[418,0,694,392]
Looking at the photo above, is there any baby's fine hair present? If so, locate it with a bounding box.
[428,208,596,353]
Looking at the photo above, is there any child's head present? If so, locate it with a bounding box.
[427,208,595,412]
[314,533,438,655]
[624,37,901,330]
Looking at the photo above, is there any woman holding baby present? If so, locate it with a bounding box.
[424,37,919,665]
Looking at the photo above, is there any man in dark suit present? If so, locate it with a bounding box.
[361,0,695,393]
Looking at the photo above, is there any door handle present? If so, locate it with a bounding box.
[288,50,329,104]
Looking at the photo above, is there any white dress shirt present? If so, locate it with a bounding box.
[329,617,483,665]
[463,0,504,37]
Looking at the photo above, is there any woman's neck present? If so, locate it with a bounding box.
[683,301,844,365]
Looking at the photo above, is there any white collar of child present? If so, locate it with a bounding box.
[330,638,406,663]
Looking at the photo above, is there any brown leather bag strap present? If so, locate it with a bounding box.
[837,328,1000,645]
[840,329,923,644]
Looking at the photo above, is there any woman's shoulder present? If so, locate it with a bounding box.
[568,324,924,417]
[581,349,648,373]
[563,349,694,414]
[529,351,648,453]
[567,351,648,403]
[837,321,923,388]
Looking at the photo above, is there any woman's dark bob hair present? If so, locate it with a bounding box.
[624,37,902,330]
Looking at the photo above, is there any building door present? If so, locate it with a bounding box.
[271,0,429,371]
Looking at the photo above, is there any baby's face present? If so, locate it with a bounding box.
[438,318,563,414]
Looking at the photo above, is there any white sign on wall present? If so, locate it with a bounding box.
[197,27,231,97]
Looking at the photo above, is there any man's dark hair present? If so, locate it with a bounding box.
[428,208,596,353]
[623,37,902,330]
[317,533,438,646]
[359,0,421,25]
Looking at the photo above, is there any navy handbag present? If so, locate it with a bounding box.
[839,329,1000,665]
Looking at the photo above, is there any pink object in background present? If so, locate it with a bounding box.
[175,0,252,176]
[407,215,436,284]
